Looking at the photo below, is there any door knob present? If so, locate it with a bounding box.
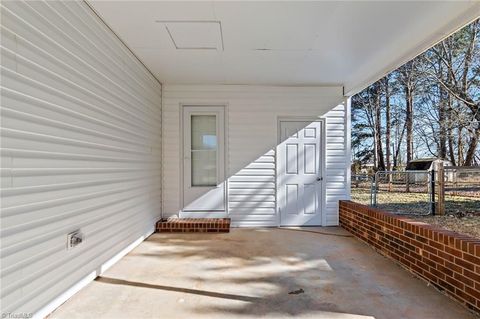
[316,177,323,182]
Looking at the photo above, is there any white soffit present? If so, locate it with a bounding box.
[88,1,480,95]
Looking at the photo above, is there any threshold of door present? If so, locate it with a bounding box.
[156,217,230,233]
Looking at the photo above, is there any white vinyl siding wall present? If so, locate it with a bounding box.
[162,85,349,227]
[1,1,162,316]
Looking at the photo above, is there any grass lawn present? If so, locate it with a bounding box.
[412,214,480,239]
[350,188,480,239]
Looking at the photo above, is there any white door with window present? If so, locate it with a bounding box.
[278,120,323,226]
[182,106,225,213]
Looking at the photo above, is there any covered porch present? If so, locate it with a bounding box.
[49,228,475,319]
[2,1,480,318]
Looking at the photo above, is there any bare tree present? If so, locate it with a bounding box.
[427,20,480,165]
[398,60,420,166]
[381,75,392,170]
[352,19,480,169]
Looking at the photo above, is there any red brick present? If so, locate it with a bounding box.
[436,264,454,277]
[156,218,230,233]
[429,240,444,251]
[463,253,480,265]
[438,279,455,293]
[339,200,480,316]
[466,287,480,300]
[445,246,463,258]
[429,253,445,265]
[465,269,480,283]
[454,272,475,288]
[445,275,464,290]
[455,257,475,271]
[438,250,455,263]
[456,289,477,305]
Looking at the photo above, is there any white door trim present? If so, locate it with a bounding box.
[179,105,227,217]
[276,117,326,226]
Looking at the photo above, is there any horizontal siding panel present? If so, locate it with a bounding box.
[326,123,345,131]
[326,136,345,143]
[326,169,346,176]
[326,117,345,124]
[228,182,276,189]
[229,188,275,195]
[326,189,349,195]
[234,169,275,176]
[229,202,276,208]
[326,182,347,189]
[228,175,275,183]
[326,195,349,202]
[1,70,154,136]
[327,149,347,157]
[324,110,344,117]
[229,195,276,202]
[1,1,161,316]
[326,176,347,182]
[228,208,277,215]
[327,143,345,150]
[244,162,275,169]
[1,88,150,142]
[227,213,278,220]
[331,104,345,111]
[327,163,348,169]
[326,130,345,137]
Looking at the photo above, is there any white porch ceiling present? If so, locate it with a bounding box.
[88,1,480,95]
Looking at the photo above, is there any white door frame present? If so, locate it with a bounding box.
[276,117,326,226]
[179,105,227,217]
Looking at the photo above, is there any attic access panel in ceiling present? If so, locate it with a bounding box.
[159,21,224,50]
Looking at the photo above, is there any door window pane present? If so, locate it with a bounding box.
[192,151,217,186]
[191,115,217,186]
[192,115,217,150]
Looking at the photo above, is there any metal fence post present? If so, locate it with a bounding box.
[437,166,445,216]
[430,170,435,215]
[453,169,458,196]
[373,172,378,207]
[370,175,375,206]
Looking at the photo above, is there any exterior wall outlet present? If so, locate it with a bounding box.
[67,230,84,249]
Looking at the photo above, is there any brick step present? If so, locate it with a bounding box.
[156,218,230,233]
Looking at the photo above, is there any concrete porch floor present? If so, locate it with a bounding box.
[50,228,477,319]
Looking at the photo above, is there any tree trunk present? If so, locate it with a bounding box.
[385,77,391,170]
[375,89,386,171]
[444,64,457,166]
[457,127,463,166]
[405,81,414,193]
[464,127,480,166]
[438,74,447,159]
[394,116,407,169]
[405,83,414,164]
[447,99,456,166]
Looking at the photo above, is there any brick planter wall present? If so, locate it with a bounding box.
[339,200,480,314]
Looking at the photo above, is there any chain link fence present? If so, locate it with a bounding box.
[443,166,480,215]
[351,174,374,206]
[373,171,433,215]
[351,168,480,216]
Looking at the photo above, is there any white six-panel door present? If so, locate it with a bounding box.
[278,121,323,226]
